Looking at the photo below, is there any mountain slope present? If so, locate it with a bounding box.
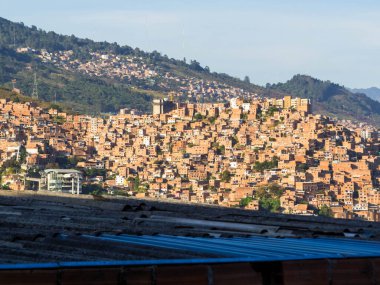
[0,16,265,114]
[0,17,379,126]
[0,16,261,92]
[0,86,70,112]
[351,87,380,102]
[269,75,380,126]
[0,45,155,114]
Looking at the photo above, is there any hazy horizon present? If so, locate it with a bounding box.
[2,0,380,88]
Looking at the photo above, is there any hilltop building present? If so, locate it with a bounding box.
[269,95,311,113]
[152,98,177,115]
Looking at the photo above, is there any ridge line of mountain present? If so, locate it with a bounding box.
[0,16,379,127]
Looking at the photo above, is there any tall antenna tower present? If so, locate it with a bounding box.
[31,73,38,99]
[11,79,17,90]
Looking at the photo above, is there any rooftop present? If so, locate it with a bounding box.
[1,190,380,284]
[43,169,82,174]
[0,190,380,264]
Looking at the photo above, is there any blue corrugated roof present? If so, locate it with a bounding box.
[85,234,380,261]
[2,234,380,270]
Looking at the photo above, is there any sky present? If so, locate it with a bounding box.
[2,0,380,88]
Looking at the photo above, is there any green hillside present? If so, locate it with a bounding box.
[0,16,263,114]
[0,86,69,112]
[0,45,153,114]
[269,75,380,126]
[0,17,379,126]
[351,87,380,102]
[0,17,261,91]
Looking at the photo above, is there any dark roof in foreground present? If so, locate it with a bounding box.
[2,190,380,285]
[1,189,380,266]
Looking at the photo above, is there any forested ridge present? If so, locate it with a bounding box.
[0,16,379,126]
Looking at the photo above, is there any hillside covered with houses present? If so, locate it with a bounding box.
[0,89,379,221]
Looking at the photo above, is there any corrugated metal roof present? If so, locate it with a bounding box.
[84,234,380,262]
[2,192,380,269]
[2,234,380,270]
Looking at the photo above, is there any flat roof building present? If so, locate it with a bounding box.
[40,169,82,194]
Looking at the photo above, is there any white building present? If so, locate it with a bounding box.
[41,169,82,194]
[115,175,126,186]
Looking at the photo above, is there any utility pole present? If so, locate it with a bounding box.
[31,73,38,99]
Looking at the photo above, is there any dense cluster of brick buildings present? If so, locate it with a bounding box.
[0,94,379,220]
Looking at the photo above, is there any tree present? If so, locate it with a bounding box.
[259,197,281,213]
[240,197,253,207]
[1,157,21,174]
[0,184,11,190]
[296,163,309,173]
[318,205,333,217]
[215,145,225,155]
[208,116,217,124]
[252,156,279,172]
[267,106,279,117]
[220,170,232,182]
[49,103,63,112]
[194,113,203,121]
[52,115,66,125]
[255,183,284,213]
[55,156,79,169]
[189,60,204,72]
[133,175,140,191]
[83,168,106,179]
[240,113,248,121]
[18,145,27,164]
[82,183,106,195]
[27,167,41,178]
